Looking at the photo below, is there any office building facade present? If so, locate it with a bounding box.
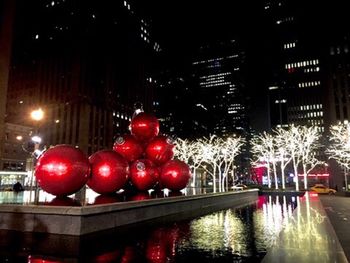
[264,0,324,132]
[192,40,250,136]
[2,0,160,169]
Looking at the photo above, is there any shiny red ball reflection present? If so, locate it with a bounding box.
[130,159,159,191]
[47,197,81,206]
[28,256,61,263]
[92,194,122,205]
[113,134,144,162]
[127,191,151,201]
[145,135,174,165]
[160,160,191,191]
[130,112,159,142]
[35,145,90,196]
[88,150,129,194]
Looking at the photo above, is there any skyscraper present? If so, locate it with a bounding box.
[192,40,249,136]
[264,0,324,132]
[2,0,160,169]
[0,0,16,170]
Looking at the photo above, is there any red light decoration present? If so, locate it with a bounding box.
[160,160,191,191]
[130,112,159,142]
[145,136,174,165]
[88,150,129,194]
[35,145,90,196]
[113,134,144,162]
[130,159,159,191]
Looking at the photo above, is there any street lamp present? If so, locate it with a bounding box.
[30,108,44,122]
[29,108,44,202]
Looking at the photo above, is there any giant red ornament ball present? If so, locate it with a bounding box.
[88,150,129,194]
[130,159,159,191]
[130,112,159,142]
[160,160,191,191]
[145,135,174,166]
[113,134,143,163]
[35,145,90,196]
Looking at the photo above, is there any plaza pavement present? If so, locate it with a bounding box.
[320,194,350,262]
[262,191,348,263]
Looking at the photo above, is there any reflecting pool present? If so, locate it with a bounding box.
[0,194,298,262]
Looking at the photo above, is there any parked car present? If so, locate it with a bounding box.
[231,184,248,191]
[310,184,336,195]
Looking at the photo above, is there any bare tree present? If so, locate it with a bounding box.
[327,123,350,189]
[174,138,204,187]
[218,136,244,191]
[198,135,221,192]
[251,132,277,189]
[298,126,322,189]
[274,128,292,190]
[284,125,302,191]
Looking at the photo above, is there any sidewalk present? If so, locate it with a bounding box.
[262,192,347,263]
[319,195,350,262]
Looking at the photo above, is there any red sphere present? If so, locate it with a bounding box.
[130,159,159,191]
[113,134,143,162]
[130,112,159,142]
[88,150,129,194]
[145,135,175,165]
[160,160,191,191]
[35,145,90,196]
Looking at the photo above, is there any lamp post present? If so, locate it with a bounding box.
[30,108,44,202]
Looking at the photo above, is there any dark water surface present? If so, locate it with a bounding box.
[0,194,298,263]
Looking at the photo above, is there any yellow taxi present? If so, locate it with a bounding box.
[310,184,337,195]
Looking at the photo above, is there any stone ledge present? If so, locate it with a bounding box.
[0,189,258,235]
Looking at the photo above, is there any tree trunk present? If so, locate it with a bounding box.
[273,161,278,189]
[293,162,299,191]
[303,164,308,190]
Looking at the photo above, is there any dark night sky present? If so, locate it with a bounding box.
[139,1,262,59]
[140,0,350,56]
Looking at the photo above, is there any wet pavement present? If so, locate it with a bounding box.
[262,192,348,263]
[320,195,350,262]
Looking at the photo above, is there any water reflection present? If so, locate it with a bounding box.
[281,192,327,250]
[0,194,299,262]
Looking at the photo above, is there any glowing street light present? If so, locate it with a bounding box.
[30,108,44,121]
[31,136,42,144]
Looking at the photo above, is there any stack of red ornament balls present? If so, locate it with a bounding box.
[35,112,192,197]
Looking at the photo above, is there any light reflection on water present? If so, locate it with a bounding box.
[174,194,296,262]
[0,194,298,262]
